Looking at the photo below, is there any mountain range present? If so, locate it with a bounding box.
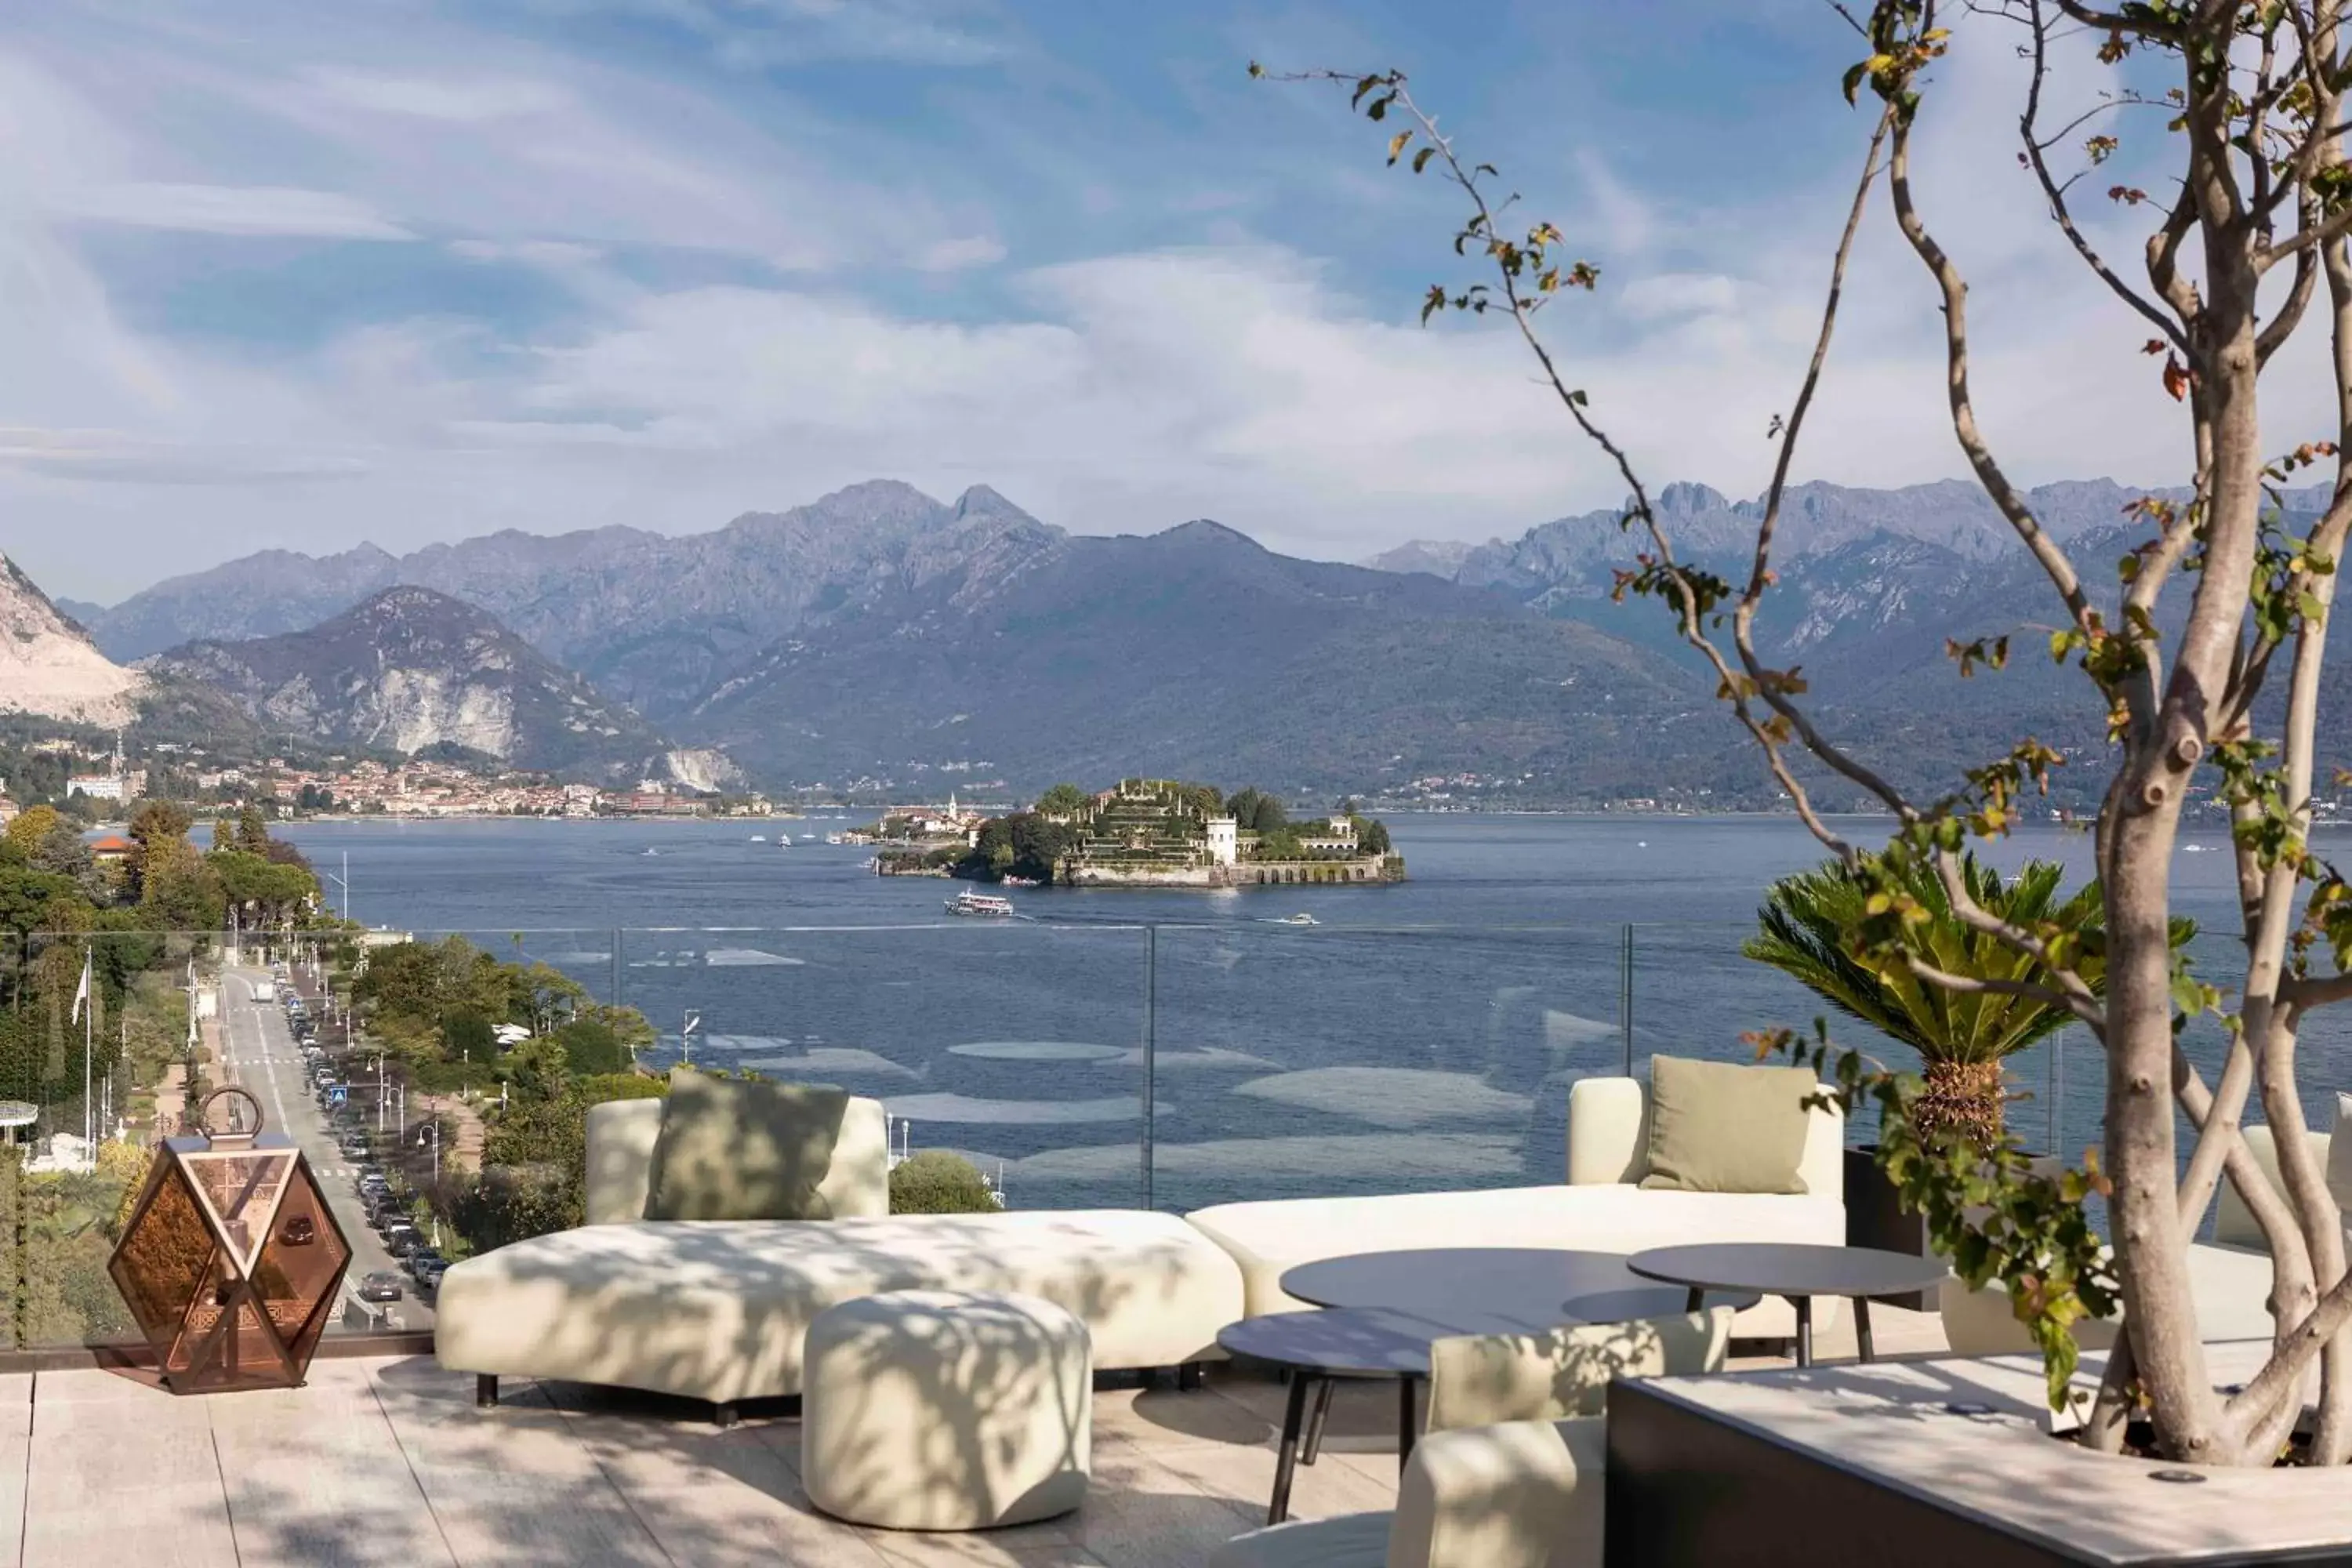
[42,473,2345,807]
[142,587,695,783]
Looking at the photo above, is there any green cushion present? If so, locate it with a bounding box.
[1638,1056,1813,1195]
[644,1069,851,1221]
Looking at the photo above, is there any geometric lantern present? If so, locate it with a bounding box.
[107,1087,351,1394]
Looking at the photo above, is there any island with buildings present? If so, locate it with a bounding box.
[866,779,1403,888]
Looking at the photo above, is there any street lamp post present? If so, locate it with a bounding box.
[418,1122,439,1186]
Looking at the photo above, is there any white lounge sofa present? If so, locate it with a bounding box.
[1183,1076,1846,1338]
[1938,1123,2325,1354]
[434,1096,1246,1410]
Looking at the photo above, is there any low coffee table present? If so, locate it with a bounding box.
[1216,1308,1439,1525]
[1282,1247,1740,1334]
[1219,1250,1764,1525]
[1627,1242,1949,1367]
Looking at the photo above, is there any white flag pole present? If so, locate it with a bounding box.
[77,952,91,1153]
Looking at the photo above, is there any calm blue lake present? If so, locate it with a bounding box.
[274,813,2343,1214]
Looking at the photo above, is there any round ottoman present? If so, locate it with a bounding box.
[801,1289,1093,1531]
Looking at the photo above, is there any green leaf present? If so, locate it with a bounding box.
[1412,146,1436,174]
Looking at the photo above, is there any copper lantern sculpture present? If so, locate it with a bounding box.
[108,1087,352,1393]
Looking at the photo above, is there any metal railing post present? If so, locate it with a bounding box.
[1620,924,1635,1077]
[1142,925,1157,1211]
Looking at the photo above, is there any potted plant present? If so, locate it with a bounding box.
[1745,853,2132,1305]
[1745,853,2105,1150]
[1279,0,2352,1532]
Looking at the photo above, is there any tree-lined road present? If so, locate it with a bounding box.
[216,967,432,1330]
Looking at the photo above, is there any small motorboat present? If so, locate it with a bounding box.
[1275,913,1319,927]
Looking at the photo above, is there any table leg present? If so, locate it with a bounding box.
[1399,1375,1421,1473]
[1301,1376,1337,1465]
[1794,1296,1813,1368]
[1855,1296,1875,1363]
[1269,1374,1312,1526]
[1685,1286,1704,1314]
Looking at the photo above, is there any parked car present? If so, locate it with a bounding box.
[405,1247,444,1278]
[357,1271,404,1303]
[412,1259,449,1294]
[339,1138,369,1160]
[383,1226,422,1258]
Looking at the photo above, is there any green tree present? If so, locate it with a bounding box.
[2,806,58,864]
[553,1018,629,1076]
[1276,3,2352,1463]
[1033,783,1091,818]
[441,1009,495,1063]
[139,838,224,934]
[234,805,268,855]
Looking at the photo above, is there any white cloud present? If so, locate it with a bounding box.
[48,183,416,241]
[447,238,606,267]
[301,69,572,122]
[1619,272,1740,321]
[914,234,1008,272]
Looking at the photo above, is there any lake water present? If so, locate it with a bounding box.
[273,813,2350,1214]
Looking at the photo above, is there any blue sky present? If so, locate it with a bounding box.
[0,0,2262,600]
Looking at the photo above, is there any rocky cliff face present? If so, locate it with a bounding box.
[145,586,682,782]
[0,554,144,727]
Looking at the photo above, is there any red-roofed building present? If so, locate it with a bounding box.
[86,834,136,865]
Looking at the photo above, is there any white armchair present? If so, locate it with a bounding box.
[1209,1310,1731,1568]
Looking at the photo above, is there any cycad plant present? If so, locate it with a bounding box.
[1744,855,2105,1149]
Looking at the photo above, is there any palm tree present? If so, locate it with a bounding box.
[1744,855,2132,1148]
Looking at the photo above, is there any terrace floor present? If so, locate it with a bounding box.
[6,1307,1948,1567]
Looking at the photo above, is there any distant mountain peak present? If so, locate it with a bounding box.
[0,553,145,727]
[1157,519,1261,549]
[147,588,679,782]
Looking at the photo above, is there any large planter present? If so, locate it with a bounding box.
[1606,1348,2352,1566]
[1841,1144,1932,1310]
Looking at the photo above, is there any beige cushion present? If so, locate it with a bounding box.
[434,1207,1242,1403]
[1566,1074,1843,1199]
[2329,1094,2352,1214]
[644,1069,849,1221]
[803,1290,1090,1530]
[1639,1056,1814,1194]
[1183,1184,1843,1339]
[1424,1308,1732,1432]
[585,1094,890,1224]
[1392,1417,1605,1568]
[1209,1419,1605,1568]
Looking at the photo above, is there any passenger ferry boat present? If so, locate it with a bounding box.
[945,889,1016,918]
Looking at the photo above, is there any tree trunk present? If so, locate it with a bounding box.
[1913,1058,2004,1150]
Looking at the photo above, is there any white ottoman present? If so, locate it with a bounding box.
[802,1289,1093,1531]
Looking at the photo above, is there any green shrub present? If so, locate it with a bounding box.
[888,1150,1002,1214]
[554,1018,630,1076]
[451,1073,667,1254]
[447,1163,578,1252]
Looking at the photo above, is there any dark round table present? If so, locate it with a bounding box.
[1626,1243,1950,1367]
[1219,1250,1762,1526]
[1216,1308,1442,1525]
[1280,1247,1750,1334]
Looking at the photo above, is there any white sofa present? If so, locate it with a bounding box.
[434,1096,1246,1409]
[1185,1076,1846,1338]
[1938,1122,2331,1355]
[437,1072,1845,1410]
